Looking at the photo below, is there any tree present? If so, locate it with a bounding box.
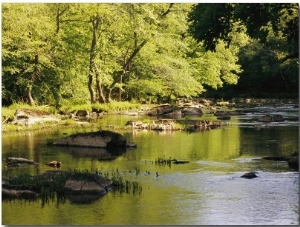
[188,3,299,97]
[2,4,59,105]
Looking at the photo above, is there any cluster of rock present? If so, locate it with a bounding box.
[2,188,39,200]
[2,170,113,203]
[126,118,224,131]
[126,119,177,131]
[146,104,203,117]
[5,157,62,169]
[69,110,102,121]
[261,152,299,171]
[258,114,284,122]
[11,108,59,126]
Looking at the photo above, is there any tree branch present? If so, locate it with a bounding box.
[160,3,174,18]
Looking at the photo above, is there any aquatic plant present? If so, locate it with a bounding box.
[2,168,143,205]
[111,174,142,195]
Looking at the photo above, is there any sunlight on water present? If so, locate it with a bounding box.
[2,106,299,225]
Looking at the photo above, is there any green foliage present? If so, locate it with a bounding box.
[2,3,297,107]
[188,3,298,98]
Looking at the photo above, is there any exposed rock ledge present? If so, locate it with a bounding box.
[52,130,136,149]
[12,108,59,125]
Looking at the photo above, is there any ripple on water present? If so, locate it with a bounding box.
[157,170,299,225]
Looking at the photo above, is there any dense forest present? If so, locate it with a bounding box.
[2,3,299,107]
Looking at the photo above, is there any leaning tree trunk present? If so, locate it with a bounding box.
[27,55,39,106]
[105,39,148,103]
[104,4,174,103]
[27,82,35,106]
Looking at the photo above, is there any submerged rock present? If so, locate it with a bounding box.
[262,152,298,171]
[53,130,136,149]
[6,157,37,167]
[287,152,299,171]
[45,160,61,168]
[258,114,284,122]
[2,189,39,200]
[262,156,288,161]
[259,114,273,122]
[241,172,258,179]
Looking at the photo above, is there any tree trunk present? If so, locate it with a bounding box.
[27,83,35,106]
[88,15,101,104]
[118,73,122,101]
[27,55,39,106]
[88,71,95,104]
[105,39,148,103]
[55,5,69,34]
[95,64,106,103]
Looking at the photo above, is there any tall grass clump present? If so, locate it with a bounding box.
[60,101,140,114]
[59,103,92,114]
[107,101,140,112]
[92,101,140,113]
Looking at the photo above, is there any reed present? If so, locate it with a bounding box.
[2,168,142,205]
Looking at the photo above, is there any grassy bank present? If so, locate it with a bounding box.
[1,101,142,133]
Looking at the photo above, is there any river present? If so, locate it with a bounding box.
[1,104,299,225]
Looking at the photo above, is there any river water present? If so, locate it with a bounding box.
[1,104,299,225]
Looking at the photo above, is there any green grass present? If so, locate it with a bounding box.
[2,102,54,120]
[59,101,141,114]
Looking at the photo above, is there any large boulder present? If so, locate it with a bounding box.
[64,173,112,203]
[147,104,174,116]
[181,106,203,116]
[52,130,134,149]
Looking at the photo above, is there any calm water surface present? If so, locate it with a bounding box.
[2,104,299,225]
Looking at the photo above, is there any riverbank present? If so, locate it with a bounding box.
[2,98,298,134]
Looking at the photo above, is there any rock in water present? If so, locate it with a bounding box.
[64,173,112,197]
[241,172,258,179]
[53,130,134,149]
[287,152,299,171]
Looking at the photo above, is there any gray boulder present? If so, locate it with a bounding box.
[147,104,174,116]
[64,173,112,197]
[53,130,134,149]
[181,106,203,116]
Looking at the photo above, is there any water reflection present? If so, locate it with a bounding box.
[1,110,299,225]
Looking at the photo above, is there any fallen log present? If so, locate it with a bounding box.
[6,157,37,167]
